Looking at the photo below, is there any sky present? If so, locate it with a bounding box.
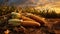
[0,0,60,13]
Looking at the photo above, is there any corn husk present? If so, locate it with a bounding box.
[8,19,21,26]
[11,12,21,19]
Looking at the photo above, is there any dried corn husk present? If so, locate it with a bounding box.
[8,19,21,26]
[11,12,22,19]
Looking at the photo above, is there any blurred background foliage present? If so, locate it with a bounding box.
[0,6,60,18]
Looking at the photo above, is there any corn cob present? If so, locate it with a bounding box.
[26,13,45,25]
[21,21,41,27]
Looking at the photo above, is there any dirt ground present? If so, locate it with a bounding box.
[0,15,60,34]
[3,18,60,34]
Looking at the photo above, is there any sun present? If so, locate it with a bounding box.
[53,8,60,13]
